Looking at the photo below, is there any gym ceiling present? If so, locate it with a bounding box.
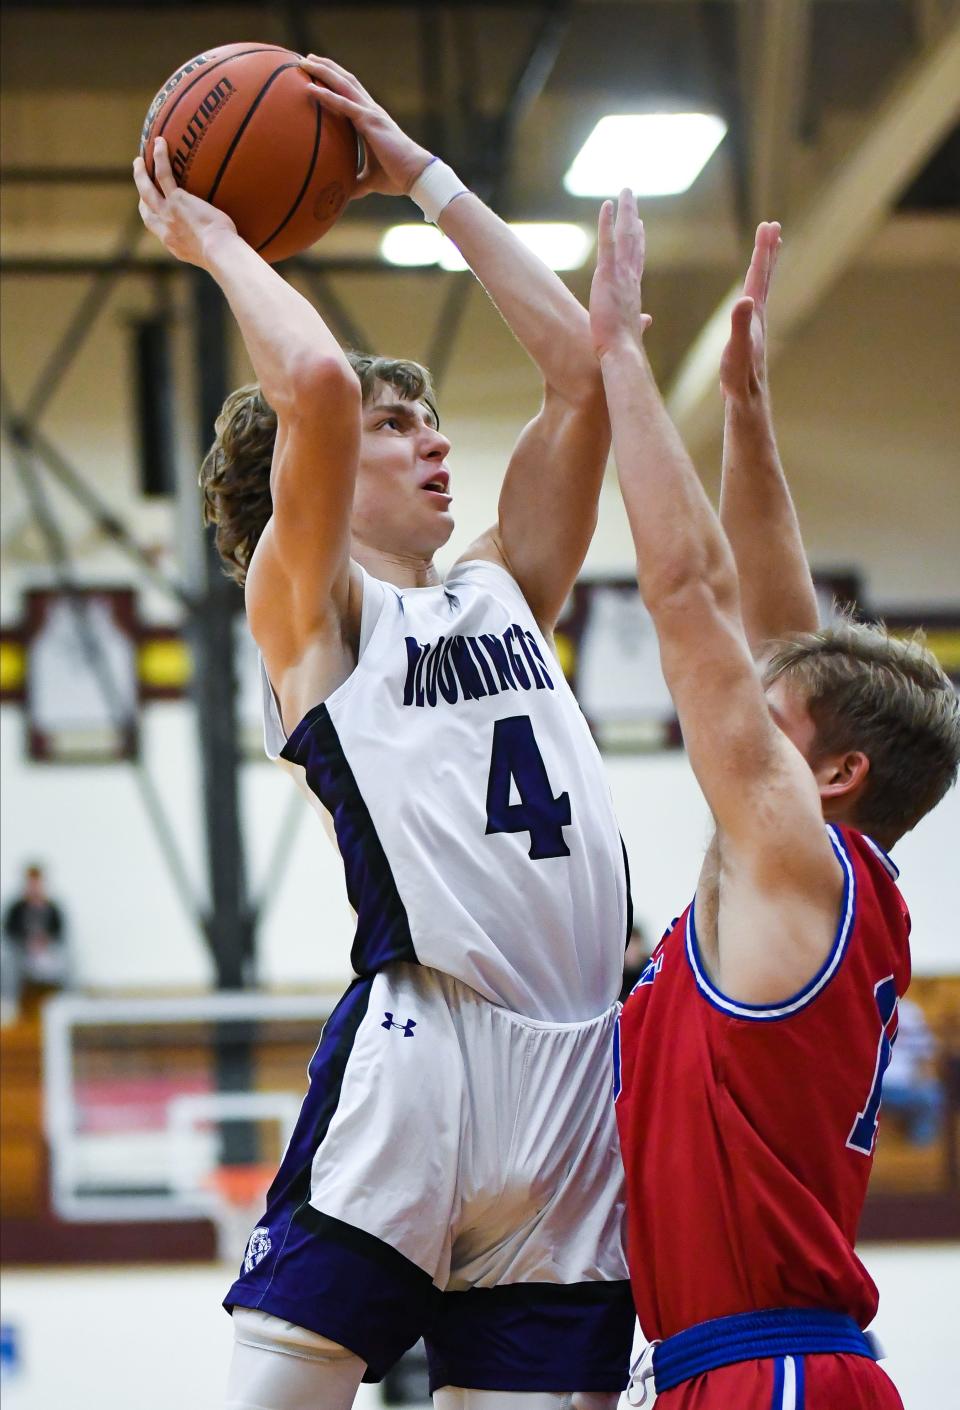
[2,1,957,424]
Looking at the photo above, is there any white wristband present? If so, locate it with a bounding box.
[408,158,469,224]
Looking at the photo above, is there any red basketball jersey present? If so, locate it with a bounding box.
[615,825,911,1343]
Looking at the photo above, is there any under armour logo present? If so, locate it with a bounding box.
[382,1012,417,1037]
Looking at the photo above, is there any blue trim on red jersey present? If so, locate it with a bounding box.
[862,834,900,880]
[652,1307,876,1394]
[772,1355,804,1410]
[794,1351,806,1409]
[771,1356,786,1410]
[612,1014,623,1101]
[684,825,857,1021]
[281,703,417,976]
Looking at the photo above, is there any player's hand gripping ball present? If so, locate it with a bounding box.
[140,43,360,262]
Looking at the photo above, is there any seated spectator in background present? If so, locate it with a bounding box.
[882,996,945,1145]
[0,928,19,1026]
[620,923,651,1002]
[2,864,70,1008]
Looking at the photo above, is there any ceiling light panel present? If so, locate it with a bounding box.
[380,225,445,266]
[382,223,593,272]
[564,113,727,197]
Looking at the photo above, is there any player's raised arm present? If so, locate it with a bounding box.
[133,138,361,642]
[591,192,844,1003]
[718,223,820,648]
[302,55,608,632]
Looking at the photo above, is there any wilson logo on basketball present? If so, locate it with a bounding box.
[140,52,211,149]
[141,42,358,260]
[169,78,237,182]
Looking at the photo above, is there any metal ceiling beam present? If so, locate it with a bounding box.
[16,421,194,609]
[426,0,573,387]
[667,16,960,455]
[741,0,810,225]
[188,271,255,991]
[1,168,134,184]
[297,267,373,351]
[0,0,898,7]
[0,0,557,8]
[698,0,750,235]
[277,0,316,55]
[0,255,451,276]
[912,0,959,46]
[23,209,143,426]
[7,215,959,282]
[1,387,206,939]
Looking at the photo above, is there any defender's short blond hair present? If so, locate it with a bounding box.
[764,616,960,838]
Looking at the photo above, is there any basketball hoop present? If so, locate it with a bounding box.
[205,1162,275,1268]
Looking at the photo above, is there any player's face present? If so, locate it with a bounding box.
[351,384,454,558]
[766,675,873,824]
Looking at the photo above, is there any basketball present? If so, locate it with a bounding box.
[140,43,359,262]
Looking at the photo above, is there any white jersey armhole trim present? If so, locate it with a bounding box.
[259,655,288,761]
[862,834,900,880]
[684,824,857,1022]
[449,557,564,670]
[257,564,390,759]
[448,556,531,608]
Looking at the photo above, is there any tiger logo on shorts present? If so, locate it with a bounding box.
[243,1225,272,1273]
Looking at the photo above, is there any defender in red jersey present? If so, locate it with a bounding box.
[615,828,909,1408]
[590,195,960,1409]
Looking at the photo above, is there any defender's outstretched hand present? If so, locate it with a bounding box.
[719,221,782,404]
[589,190,652,359]
[299,55,433,199]
[133,137,237,267]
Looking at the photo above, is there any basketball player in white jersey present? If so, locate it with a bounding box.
[134,56,633,1410]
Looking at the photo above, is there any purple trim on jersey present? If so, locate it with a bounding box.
[621,833,635,944]
[229,1208,435,1381]
[684,825,857,1022]
[426,1279,634,1393]
[281,704,417,976]
[224,979,375,1323]
[230,1200,633,1389]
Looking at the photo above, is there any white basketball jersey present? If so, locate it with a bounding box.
[261,560,631,1021]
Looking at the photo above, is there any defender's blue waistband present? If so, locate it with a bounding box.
[653,1307,877,1393]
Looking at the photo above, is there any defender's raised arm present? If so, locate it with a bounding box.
[590,192,842,1005]
[609,203,958,1410]
[719,222,820,647]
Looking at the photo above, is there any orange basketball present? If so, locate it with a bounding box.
[141,43,359,262]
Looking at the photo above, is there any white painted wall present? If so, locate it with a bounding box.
[3,694,958,991]
[0,1244,954,1409]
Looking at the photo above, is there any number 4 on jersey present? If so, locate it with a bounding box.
[485,715,572,860]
